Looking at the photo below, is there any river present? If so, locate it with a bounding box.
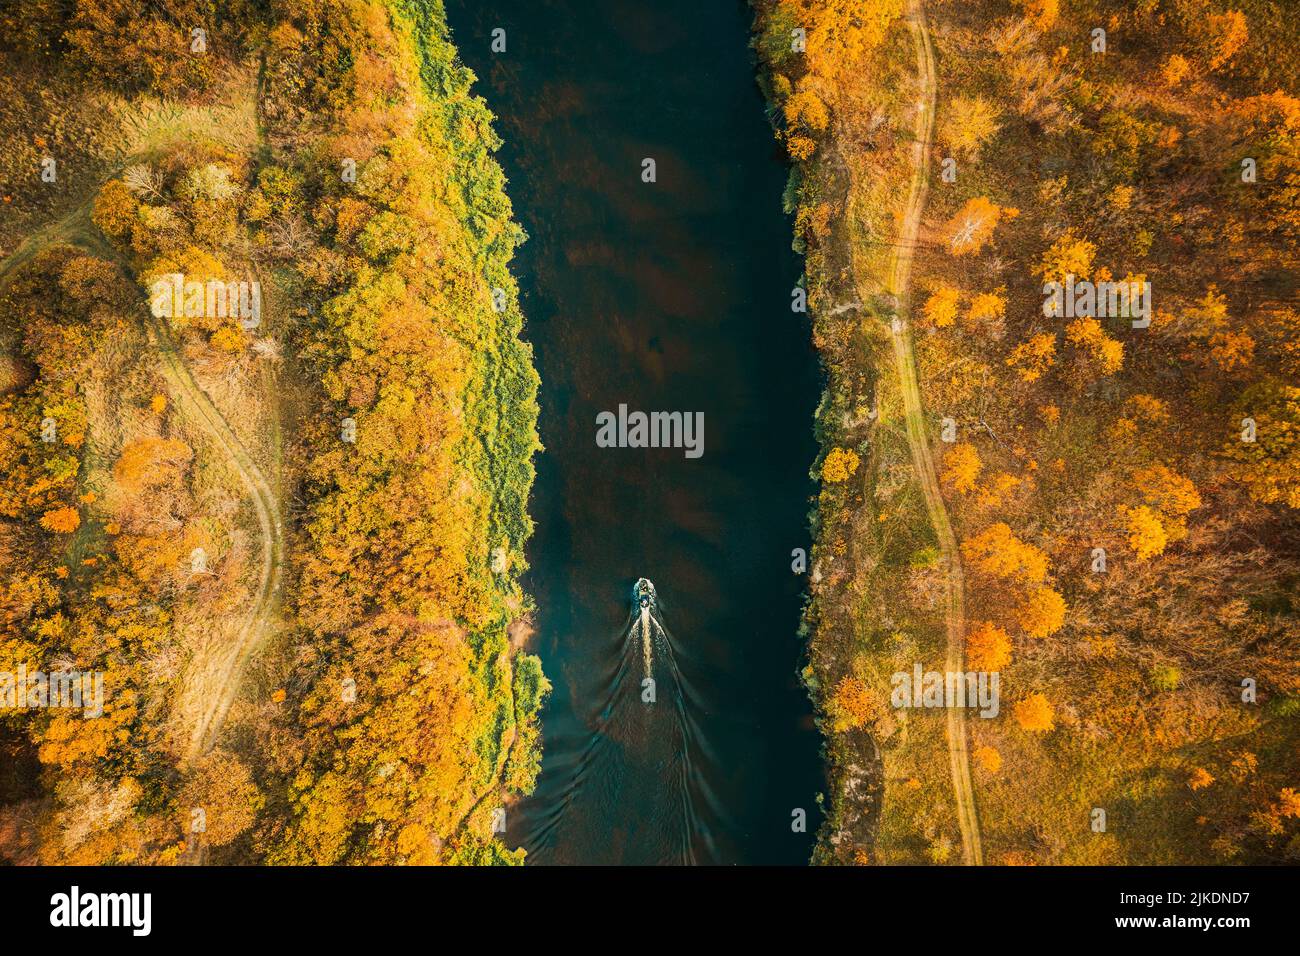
[444,0,824,865]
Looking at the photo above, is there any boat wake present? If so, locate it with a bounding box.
[634,577,659,683]
[523,579,715,864]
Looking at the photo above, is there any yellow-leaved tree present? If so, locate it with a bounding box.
[1014,693,1056,732]
[941,442,982,494]
[966,621,1012,670]
[822,447,861,483]
[828,675,877,731]
[946,197,1017,256]
[1016,585,1067,639]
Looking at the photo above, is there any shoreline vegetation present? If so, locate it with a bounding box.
[0,0,544,865]
[754,0,1300,865]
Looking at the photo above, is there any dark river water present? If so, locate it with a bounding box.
[445,0,824,864]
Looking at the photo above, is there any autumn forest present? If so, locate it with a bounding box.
[1,0,1298,873]
[755,0,1300,864]
[1,0,543,864]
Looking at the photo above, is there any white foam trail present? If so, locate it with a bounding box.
[640,605,653,682]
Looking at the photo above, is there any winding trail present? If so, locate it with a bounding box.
[0,160,283,768]
[175,60,285,765]
[0,83,279,869]
[150,301,282,764]
[851,0,984,865]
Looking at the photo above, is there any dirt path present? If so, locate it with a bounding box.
[851,0,984,866]
[0,82,278,867]
[175,62,284,763]
[151,308,282,764]
[0,146,282,768]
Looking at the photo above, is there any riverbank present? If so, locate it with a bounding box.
[752,0,957,866]
[755,0,1300,866]
[0,0,544,865]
